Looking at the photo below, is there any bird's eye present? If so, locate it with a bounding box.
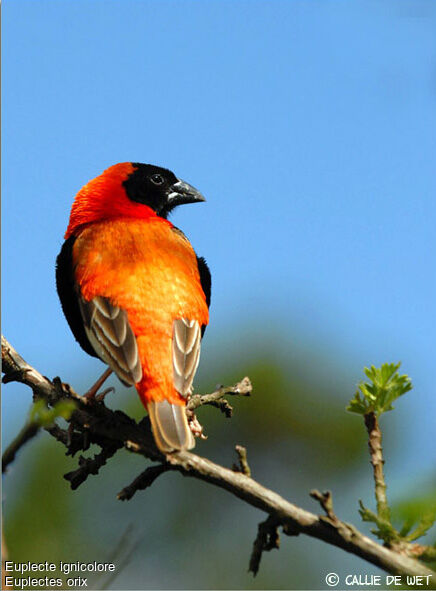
[150,174,164,185]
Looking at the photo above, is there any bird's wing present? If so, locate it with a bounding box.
[78,295,142,386]
[56,236,142,385]
[172,317,202,397]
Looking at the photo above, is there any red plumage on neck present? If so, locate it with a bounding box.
[65,162,171,239]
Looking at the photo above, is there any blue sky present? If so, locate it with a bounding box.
[2,0,435,477]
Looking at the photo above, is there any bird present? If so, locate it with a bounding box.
[56,162,211,453]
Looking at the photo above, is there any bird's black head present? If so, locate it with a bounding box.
[123,163,205,219]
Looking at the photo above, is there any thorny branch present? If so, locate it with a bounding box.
[2,335,436,582]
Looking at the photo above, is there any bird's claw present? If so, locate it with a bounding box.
[189,413,208,440]
[95,386,115,402]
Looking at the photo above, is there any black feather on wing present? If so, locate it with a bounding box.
[196,256,211,337]
[196,256,211,309]
[56,236,97,358]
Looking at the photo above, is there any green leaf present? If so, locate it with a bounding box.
[30,399,76,427]
[347,362,412,416]
[406,509,436,542]
[392,489,436,543]
[399,516,416,538]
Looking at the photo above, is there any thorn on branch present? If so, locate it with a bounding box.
[249,515,280,576]
[232,445,251,477]
[310,489,338,522]
[117,464,170,501]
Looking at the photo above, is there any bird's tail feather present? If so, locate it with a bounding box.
[147,400,195,452]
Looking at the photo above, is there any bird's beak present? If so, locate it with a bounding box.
[167,179,206,205]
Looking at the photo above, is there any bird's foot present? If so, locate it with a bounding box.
[84,367,113,400]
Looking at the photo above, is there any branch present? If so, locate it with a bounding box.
[249,515,280,575]
[233,445,251,477]
[2,420,40,473]
[310,489,338,523]
[187,377,252,418]
[64,441,122,489]
[364,412,390,521]
[2,335,435,581]
[117,464,170,501]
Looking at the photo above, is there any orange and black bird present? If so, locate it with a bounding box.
[56,162,211,452]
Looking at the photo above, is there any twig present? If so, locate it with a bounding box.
[187,377,252,418]
[249,515,280,576]
[117,464,170,500]
[364,412,390,521]
[64,442,122,489]
[2,420,40,473]
[45,424,90,456]
[310,489,338,523]
[233,445,251,477]
[2,335,435,581]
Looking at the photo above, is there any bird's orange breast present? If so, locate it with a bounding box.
[72,217,209,404]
